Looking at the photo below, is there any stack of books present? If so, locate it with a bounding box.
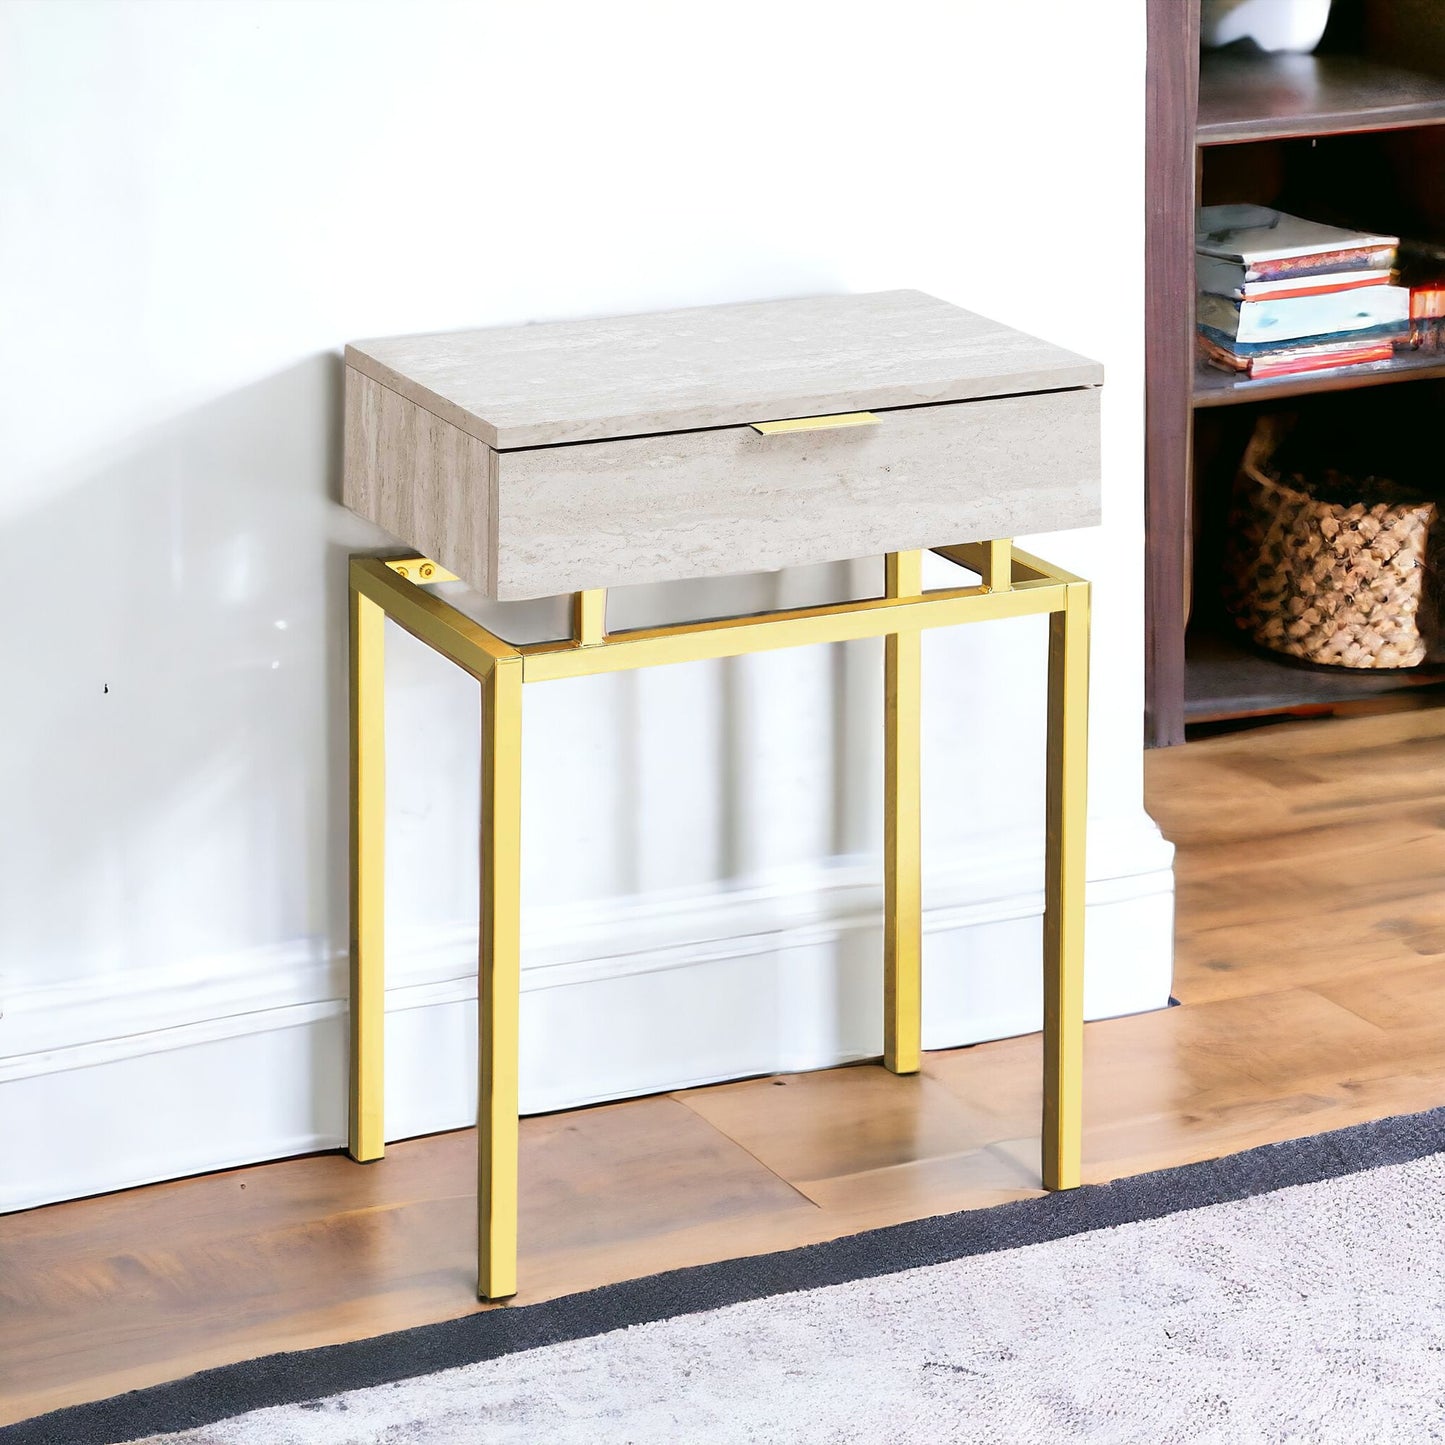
[1196,204,1411,380]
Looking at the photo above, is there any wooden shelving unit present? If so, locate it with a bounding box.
[1145,0,1445,746]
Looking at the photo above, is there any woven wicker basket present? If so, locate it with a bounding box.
[1223,415,1441,669]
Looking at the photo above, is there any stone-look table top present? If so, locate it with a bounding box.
[345,290,1102,450]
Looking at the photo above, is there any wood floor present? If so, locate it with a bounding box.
[8,707,1445,1425]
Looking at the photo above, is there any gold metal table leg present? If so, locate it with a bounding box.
[572,588,607,647]
[347,542,1091,1300]
[883,550,923,1075]
[348,582,386,1163]
[478,655,524,1299]
[978,538,1013,592]
[1042,578,1090,1190]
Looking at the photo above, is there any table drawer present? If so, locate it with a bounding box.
[492,387,1099,600]
[343,367,1100,601]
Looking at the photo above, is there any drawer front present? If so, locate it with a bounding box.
[492,387,1099,600]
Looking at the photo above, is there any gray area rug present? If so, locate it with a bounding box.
[8,1107,1445,1444]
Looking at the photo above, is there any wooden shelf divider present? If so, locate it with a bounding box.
[1185,625,1445,725]
[1198,50,1445,145]
[1193,351,1445,408]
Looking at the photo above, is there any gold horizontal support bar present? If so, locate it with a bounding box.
[1011,545,1085,587]
[351,557,521,680]
[934,541,1034,586]
[932,542,1085,590]
[382,556,459,584]
[354,542,1076,689]
[750,411,879,435]
[521,579,1066,683]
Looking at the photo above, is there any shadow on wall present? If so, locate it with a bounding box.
[0,352,891,1022]
[0,354,376,990]
[434,558,886,901]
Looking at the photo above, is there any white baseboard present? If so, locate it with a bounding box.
[0,813,1173,1212]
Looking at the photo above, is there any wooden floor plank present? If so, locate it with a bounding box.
[1313,955,1445,1037]
[673,1061,1010,1191]
[1168,896,1445,1005]
[0,1096,815,1423]
[7,706,1445,1426]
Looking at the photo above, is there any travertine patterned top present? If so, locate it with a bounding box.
[345,290,1101,450]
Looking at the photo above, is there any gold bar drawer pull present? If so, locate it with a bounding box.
[750,411,880,435]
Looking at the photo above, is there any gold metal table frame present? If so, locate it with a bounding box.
[347,540,1089,1300]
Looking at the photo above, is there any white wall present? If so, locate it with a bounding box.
[0,0,1171,1211]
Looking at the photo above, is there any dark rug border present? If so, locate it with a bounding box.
[8,1104,1445,1444]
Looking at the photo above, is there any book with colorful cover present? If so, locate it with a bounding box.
[1197,255,1396,302]
[1197,284,1412,344]
[1411,282,1445,352]
[1196,204,1399,283]
[1197,319,1409,358]
[1415,284,1445,320]
[1401,240,1445,352]
[1249,343,1396,380]
[1197,332,1397,379]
